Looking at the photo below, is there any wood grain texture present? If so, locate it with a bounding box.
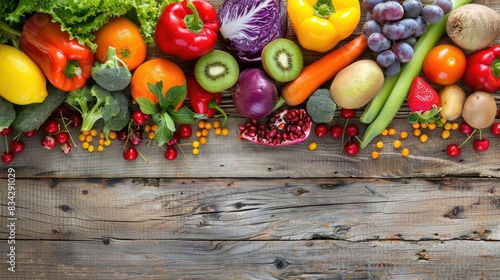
[1,239,499,279]
[1,178,499,241]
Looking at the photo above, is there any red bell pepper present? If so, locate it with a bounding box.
[187,77,226,123]
[20,13,94,92]
[155,0,219,61]
[463,45,500,93]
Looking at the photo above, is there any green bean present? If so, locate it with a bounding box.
[360,0,472,149]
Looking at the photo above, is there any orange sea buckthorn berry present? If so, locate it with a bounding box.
[204,122,212,130]
[82,142,90,150]
[78,134,86,142]
[443,122,452,130]
[192,140,200,148]
[401,148,410,157]
[420,134,429,143]
[87,144,95,153]
[213,121,221,128]
[412,122,420,129]
[214,127,222,135]
[197,120,206,129]
[420,122,428,129]
[85,135,93,143]
[428,122,437,130]
[199,137,208,145]
[221,127,229,136]
[90,129,98,137]
[413,129,422,137]
[108,131,117,139]
[97,145,105,152]
[308,142,318,151]
[388,128,397,136]
[192,148,200,155]
[371,150,379,159]
[441,130,451,140]
[376,141,384,149]
[201,129,209,137]
[400,131,408,139]
[381,129,389,136]
[104,139,112,146]
[451,122,459,130]
[393,140,402,149]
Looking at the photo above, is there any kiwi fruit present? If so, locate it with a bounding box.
[194,50,239,93]
[261,38,303,83]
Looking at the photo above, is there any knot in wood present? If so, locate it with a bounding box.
[273,258,289,270]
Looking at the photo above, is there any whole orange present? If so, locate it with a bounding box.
[131,58,186,110]
[93,17,147,71]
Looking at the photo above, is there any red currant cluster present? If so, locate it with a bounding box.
[313,108,361,156]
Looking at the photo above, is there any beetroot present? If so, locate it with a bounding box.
[238,109,311,146]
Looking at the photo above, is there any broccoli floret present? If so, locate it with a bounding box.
[103,91,130,139]
[91,46,131,91]
[66,84,123,131]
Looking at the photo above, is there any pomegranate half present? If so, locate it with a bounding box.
[238,109,311,146]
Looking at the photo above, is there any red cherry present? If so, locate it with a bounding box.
[459,122,474,135]
[52,106,70,118]
[490,122,500,136]
[23,130,36,138]
[178,124,193,139]
[60,143,73,155]
[164,146,178,160]
[123,147,138,161]
[9,140,25,153]
[330,125,343,139]
[340,108,356,119]
[314,123,329,137]
[167,131,181,146]
[69,113,82,127]
[446,143,461,157]
[44,119,60,134]
[132,110,150,125]
[1,151,14,163]
[344,124,359,138]
[128,130,143,146]
[117,130,128,141]
[344,142,359,156]
[473,138,489,152]
[0,126,13,135]
[41,135,57,150]
[55,131,70,144]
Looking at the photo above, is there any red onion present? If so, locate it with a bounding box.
[232,68,278,119]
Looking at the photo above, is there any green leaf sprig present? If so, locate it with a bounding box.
[137,81,205,146]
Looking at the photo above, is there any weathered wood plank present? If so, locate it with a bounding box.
[0,239,499,279]
[1,178,499,241]
[2,117,500,179]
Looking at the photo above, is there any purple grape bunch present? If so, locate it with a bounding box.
[362,0,452,76]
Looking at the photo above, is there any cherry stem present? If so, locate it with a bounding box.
[458,129,477,149]
[4,135,9,153]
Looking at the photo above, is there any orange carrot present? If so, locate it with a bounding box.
[281,35,368,106]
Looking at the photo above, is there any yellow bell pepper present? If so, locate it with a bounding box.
[288,0,361,52]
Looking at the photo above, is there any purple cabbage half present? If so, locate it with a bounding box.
[218,0,288,62]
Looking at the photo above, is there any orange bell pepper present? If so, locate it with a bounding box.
[20,13,94,92]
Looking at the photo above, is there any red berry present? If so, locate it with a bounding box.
[344,142,359,156]
[164,146,178,160]
[341,108,356,119]
[44,119,60,134]
[0,126,13,135]
[129,130,143,146]
[167,131,181,146]
[60,143,73,155]
[10,140,25,153]
[23,130,36,138]
[490,122,500,136]
[178,124,193,139]
[132,110,150,125]
[41,135,57,150]
[1,151,14,163]
[69,113,82,127]
[52,106,70,118]
[314,123,329,137]
[459,122,474,135]
[55,131,70,144]
[473,138,489,152]
[344,124,359,138]
[123,147,138,161]
[117,130,128,141]
[330,125,343,139]
[446,143,461,157]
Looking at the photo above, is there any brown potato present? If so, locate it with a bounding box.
[439,84,466,121]
[462,91,497,129]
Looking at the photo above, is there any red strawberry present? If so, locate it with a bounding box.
[407,76,442,124]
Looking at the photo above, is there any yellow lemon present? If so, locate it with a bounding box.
[0,44,47,105]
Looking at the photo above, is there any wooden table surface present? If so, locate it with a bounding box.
[1,0,500,279]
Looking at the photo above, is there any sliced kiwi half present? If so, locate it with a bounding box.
[261,38,303,83]
[194,50,239,93]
